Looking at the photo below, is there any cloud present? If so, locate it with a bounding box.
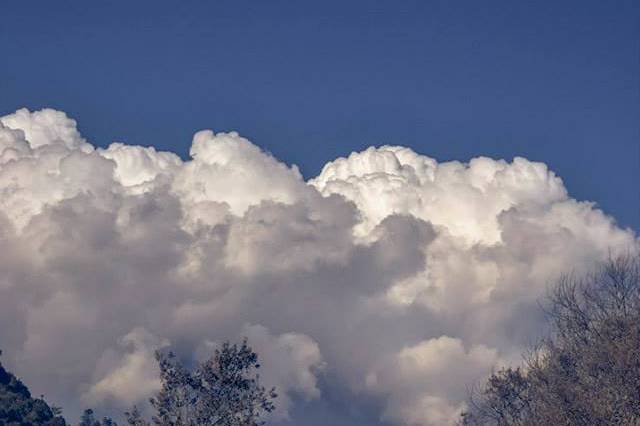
[366,336,501,426]
[0,108,636,425]
[237,324,324,418]
[84,328,168,406]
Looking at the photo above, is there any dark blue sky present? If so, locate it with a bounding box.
[1,0,638,231]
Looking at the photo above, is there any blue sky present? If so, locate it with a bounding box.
[1,1,638,230]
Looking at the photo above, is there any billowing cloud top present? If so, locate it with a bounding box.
[0,108,636,425]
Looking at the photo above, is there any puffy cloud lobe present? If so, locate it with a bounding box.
[0,108,636,425]
[84,328,168,406]
[311,146,568,243]
[0,108,89,150]
[99,143,182,188]
[238,324,324,418]
[366,337,501,426]
[0,123,31,164]
[174,129,306,221]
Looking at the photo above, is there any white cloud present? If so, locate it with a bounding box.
[0,108,89,150]
[98,143,182,188]
[0,108,636,425]
[174,129,306,219]
[367,336,501,426]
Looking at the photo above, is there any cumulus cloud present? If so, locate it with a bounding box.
[366,336,501,425]
[236,324,324,418]
[0,108,636,425]
[84,328,168,406]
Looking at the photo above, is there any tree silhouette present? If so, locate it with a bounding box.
[127,340,276,426]
[0,350,67,426]
[460,254,640,425]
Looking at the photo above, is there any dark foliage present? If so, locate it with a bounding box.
[0,338,274,426]
[78,408,118,426]
[460,254,640,425]
[126,339,277,426]
[0,350,67,426]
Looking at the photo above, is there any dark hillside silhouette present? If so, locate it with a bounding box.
[0,350,67,425]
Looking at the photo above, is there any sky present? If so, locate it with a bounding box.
[0,2,639,426]
[1,0,638,231]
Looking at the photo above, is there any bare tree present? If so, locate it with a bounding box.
[460,254,640,426]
